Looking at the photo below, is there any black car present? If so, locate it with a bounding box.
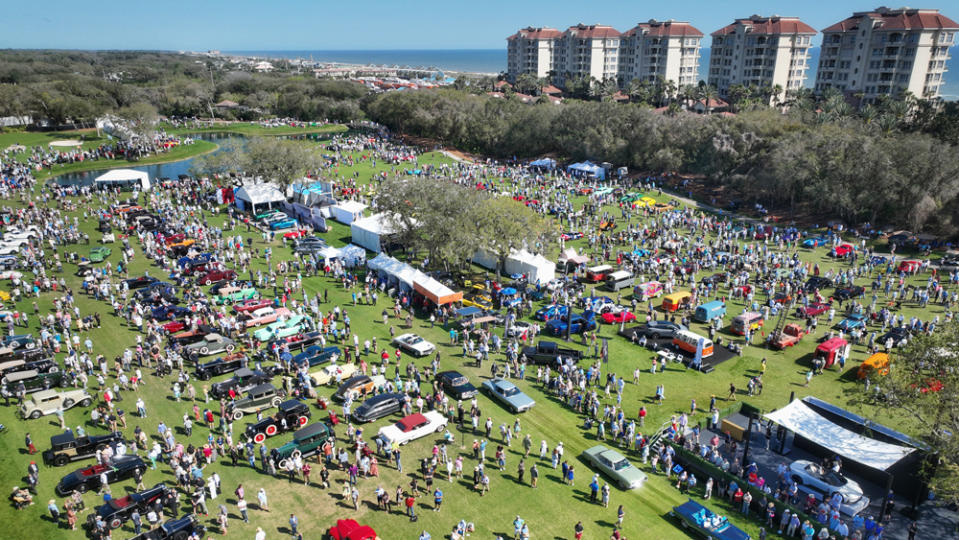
[0,357,58,377]
[168,325,218,347]
[1,369,64,397]
[0,345,47,363]
[640,320,686,339]
[209,368,271,399]
[43,430,126,466]
[436,370,477,400]
[833,286,865,301]
[138,514,205,540]
[88,482,170,530]
[194,355,246,380]
[2,334,36,350]
[123,276,160,290]
[56,455,146,495]
[702,272,729,287]
[880,327,912,348]
[266,331,324,353]
[292,345,341,369]
[97,219,112,233]
[804,276,833,293]
[352,392,405,423]
[244,399,313,443]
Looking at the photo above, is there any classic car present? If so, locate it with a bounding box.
[123,276,159,290]
[150,304,192,321]
[19,388,92,419]
[803,276,833,293]
[534,304,569,321]
[830,244,855,257]
[837,313,867,331]
[802,236,830,248]
[255,209,282,221]
[214,286,260,305]
[377,411,448,447]
[581,445,648,490]
[293,237,327,254]
[209,368,272,399]
[1,369,64,396]
[269,218,298,230]
[253,315,310,342]
[391,333,435,357]
[352,393,405,423]
[129,514,206,540]
[56,455,146,495]
[244,400,312,443]
[239,306,291,328]
[0,357,58,376]
[194,353,247,380]
[332,375,386,402]
[435,370,477,400]
[43,430,125,466]
[327,519,377,540]
[545,312,597,336]
[293,345,341,369]
[482,378,535,413]
[225,383,284,420]
[2,333,36,350]
[183,333,236,356]
[789,460,870,516]
[504,320,534,338]
[87,482,170,530]
[880,327,911,348]
[600,309,636,324]
[270,422,335,470]
[168,325,218,347]
[671,499,751,540]
[195,268,237,285]
[176,253,213,269]
[282,229,310,239]
[833,286,865,301]
[233,298,274,314]
[461,293,493,310]
[310,362,357,386]
[797,302,831,318]
[88,247,111,263]
[266,331,323,353]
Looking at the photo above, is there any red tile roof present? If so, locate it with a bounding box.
[624,20,704,38]
[565,24,621,39]
[822,9,959,33]
[508,26,563,40]
[541,85,562,95]
[712,16,816,36]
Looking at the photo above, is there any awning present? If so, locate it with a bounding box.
[413,275,463,305]
[764,400,915,470]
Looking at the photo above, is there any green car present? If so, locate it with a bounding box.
[88,247,111,263]
[253,315,309,342]
[254,209,281,221]
[619,192,644,203]
[214,286,259,305]
[270,422,333,470]
[581,444,648,490]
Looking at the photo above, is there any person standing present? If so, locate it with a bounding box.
[255,526,266,540]
[25,433,36,454]
[289,514,298,537]
[908,520,919,540]
[530,463,538,488]
[257,488,269,511]
[405,493,416,521]
[433,488,443,511]
[47,499,60,522]
[574,521,584,540]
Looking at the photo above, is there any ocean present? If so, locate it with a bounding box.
[229,47,959,100]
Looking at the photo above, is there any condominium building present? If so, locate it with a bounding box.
[709,15,816,99]
[815,7,957,100]
[553,24,622,86]
[506,26,563,80]
[619,20,704,87]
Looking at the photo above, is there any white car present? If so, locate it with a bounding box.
[505,320,534,338]
[3,231,37,242]
[377,411,448,446]
[392,333,435,357]
[789,460,870,516]
[19,389,93,419]
[0,244,22,256]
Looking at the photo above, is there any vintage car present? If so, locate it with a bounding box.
[267,331,323,353]
[183,333,236,356]
[830,244,855,257]
[168,325,218,346]
[311,363,358,387]
[391,333,435,357]
[833,286,865,301]
[194,353,247,380]
[225,383,284,420]
[292,345,341,369]
[377,411,448,447]
[581,444,648,490]
[332,374,386,402]
[123,276,160,290]
[209,368,272,399]
[87,483,170,530]
[253,315,310,342]
[282,229,310,239]
[269,218,298,230]
[1,369,64,397]
[482,378,535,413]
[633,280,664,301]
[837,313,868,331]
[150,304,192,322]
[600,308,636,324]
[435,370,477,400]
[195,268,237,285]
[244,400,312,443]
[19,388,92,419]
[270,423,335,470]
[233,298,273,314]
[88,247,111,263]
[128,514,206,540]
[802,235,830,248]
[239,306,291,328]
[797,302,831,318]
[327,519,377,540]
[56,455,146,495]
[671,499,751,540]
[352,393,405,423]
[214,286,259,305]
[43,430,125,466]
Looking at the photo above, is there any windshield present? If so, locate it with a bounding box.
[501,386,519,397]
[612,458,630,471]
[823,471,848,487]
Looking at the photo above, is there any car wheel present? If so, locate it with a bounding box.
[271,397,282,408]
[48,365,59,374]
[265,425,278,436]
[53,454,69,467]
[435,423,446,433]
[233,410,244,421]
[173,531,188,540]
[225,344,235,352]
[28,410,41,419]
[297,415,308,426]
[205,279,212,285]
[253,432,266,444]
[62,399,75,409]
[200,347,209,355]
[200,372,211,381]
[77,483,87,493]
[79,398,92,407]
[277,458,290,470]
[291,449,302,459]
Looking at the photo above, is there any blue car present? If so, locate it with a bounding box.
[497,287,523,308]
[545,312,597,336]
[269,218,298,230]
[177,253,213,269]
[482,378,535,413]
[534,304,568,321]
[802,236,830,248]
[151,305,192,321]
[837,313,867,331]
[869,256,888,266]
[0,255,17,268]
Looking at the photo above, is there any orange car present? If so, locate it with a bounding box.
[167,239,196,250]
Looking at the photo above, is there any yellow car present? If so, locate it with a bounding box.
[167,239,196,249]
[0,290,10,302]
[461,294,493,310]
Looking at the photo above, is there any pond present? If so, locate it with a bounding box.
[52,133,245,187]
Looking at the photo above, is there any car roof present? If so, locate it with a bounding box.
[246,383,274,395]
[234,368,254,378]
[360,392,402,407]
[51,431,76,445]
[398,413,428,431]
[278,399,304,412]
[294,422,328,440]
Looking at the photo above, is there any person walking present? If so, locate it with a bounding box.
[257,488,269,511]
[47,499,60,523]
[237,498,249,523]
[25,433,36,455]
[289,514,298,537]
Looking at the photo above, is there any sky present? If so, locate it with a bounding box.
[0,1,954,50]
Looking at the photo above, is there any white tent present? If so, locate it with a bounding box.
[366,253,416,290]
[351,213,398,253]
[338,244,367,267]
[95,169,150,191]
[559,248,589,265]
[235,183,286,214]
[505,249,556,285]
[331,201,368,225]
[764,400,915,470]
[472,249,499,270]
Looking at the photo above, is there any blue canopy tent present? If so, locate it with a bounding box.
[529,158,556,171]
[567,161,605,180]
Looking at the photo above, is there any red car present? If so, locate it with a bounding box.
[898,260,921,273]
[797,302,831,318]
[196,269,237,285]
[162,320,187,333]
[163,233,186,245]
[328,519,377,540]
[831,244,855,257]
[181,263,210,276]
[233,298,273,313]
[283,229,310,239]
[600,311,636,324]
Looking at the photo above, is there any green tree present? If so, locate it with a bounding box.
[471,197,554,275]
[241,137,322,191]
[117,102,159,138]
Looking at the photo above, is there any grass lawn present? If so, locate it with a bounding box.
[0,144,941,540]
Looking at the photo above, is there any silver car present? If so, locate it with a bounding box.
[789,460,870,516]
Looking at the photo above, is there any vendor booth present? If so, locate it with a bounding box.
[94,169,150,191]
[413,275,463,306]
[529,158,556,171]
[235,183,287,214]
[332,201,368,225]
[505,250,556,284]
[567,161,605,180]
[351,213,399,253]
[367,253,417,292]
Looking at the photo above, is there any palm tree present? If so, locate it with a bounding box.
[770,84,784,109]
